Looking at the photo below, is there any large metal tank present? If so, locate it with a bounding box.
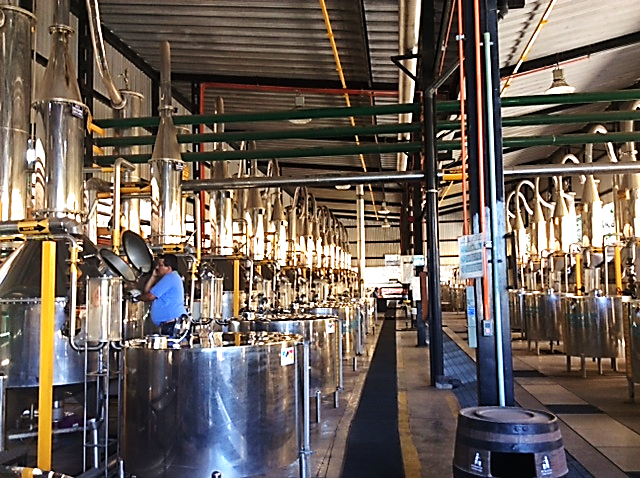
[523,291,563,345]
[122,332,301,478]
[508,289,525,332]
[309,304,359,359]
[33,20,87,220]
[0,240,91,387]
[232,315,339,395]
[562,295,626,359]
[624,300,640,384]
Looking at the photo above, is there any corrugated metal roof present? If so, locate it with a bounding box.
[89,0,640,260]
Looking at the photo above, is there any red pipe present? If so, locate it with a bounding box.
[472,0,491,321]
[199,84,207,247]
[439,1,456,75]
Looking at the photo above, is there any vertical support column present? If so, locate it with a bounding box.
[413,157,427,347]
[38,240,56,470]
[356,185,366,297]
[0,374,7,452]
[462,0,514,405]
[400,185,411,255]
[419,0,444,384]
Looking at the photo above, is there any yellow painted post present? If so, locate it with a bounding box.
[233,258,240,317]
[615,245,623,294]
[38,240,56,470]
[575,252,582,296]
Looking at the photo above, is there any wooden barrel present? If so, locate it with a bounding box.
[453,406,568,478]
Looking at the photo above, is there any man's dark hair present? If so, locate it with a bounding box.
[160,254,179,271]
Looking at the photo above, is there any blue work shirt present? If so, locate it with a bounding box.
[150,271,187,325]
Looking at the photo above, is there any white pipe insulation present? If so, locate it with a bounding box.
[397,0,421,171]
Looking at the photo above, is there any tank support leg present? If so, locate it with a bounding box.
[581,355,587,378]
[315,390,322,423]
[333,389,339,408]
[566,355,572,372]
[353,357,358,372]
[629,379,635,403]
[612,357,618,372]
[598,358,603,375]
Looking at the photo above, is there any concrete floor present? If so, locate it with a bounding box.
[101,309,640,477]
[307,310,640,477]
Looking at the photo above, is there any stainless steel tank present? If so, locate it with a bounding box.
[523,291,563,343]
[508,289,524,332]
[232,315,339,395]
[114,90,145,234]
[86,277,122,342]
[200,275,223,321]
[33,19,87,220]
[309,304,359,359]
[562,295,626,359]
[122,332,302,478]
[0,299,88,387]
[0,240,91,387]
[454,285,466,311]
[122,300,155,340]
[625,300,640,383]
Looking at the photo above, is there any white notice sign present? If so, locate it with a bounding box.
[458,233,486,279]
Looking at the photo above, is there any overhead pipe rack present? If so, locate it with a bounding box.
[93,102,421,130]
[436,89,640,113]
[95,142,423,166]
[95,122,421,149]
[440,131,640,151]
[437,110,640,130]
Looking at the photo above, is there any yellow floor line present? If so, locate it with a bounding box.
[397,333,422,477]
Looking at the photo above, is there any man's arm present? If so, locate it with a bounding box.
[138,271,160,302]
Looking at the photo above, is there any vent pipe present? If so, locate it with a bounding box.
[113,89,144,234]
[150,41,184,245]
[0,3,34,220]
[85,0,125,109]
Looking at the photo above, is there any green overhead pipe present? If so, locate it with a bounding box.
[93,102,422,130]
[438,131,640,151]
[437,110,640,131]
[436,89,640,113]
[95,141,423,166]
[95,122,422,148]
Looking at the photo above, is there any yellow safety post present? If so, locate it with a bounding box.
[233,258,240,317]
[575,251,582,296]
[615,245,623,294]
[38,240,56,470]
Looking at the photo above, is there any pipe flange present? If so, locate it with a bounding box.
[49,24,74,36]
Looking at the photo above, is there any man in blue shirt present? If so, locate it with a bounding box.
[138,254,187,335]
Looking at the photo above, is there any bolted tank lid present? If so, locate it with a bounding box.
[121,230,153,274]
[99,249,136,282]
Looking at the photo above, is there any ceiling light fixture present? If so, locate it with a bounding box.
[288,94,312,125]
[381,217,391,228]
[335,184,351,190]
[545,68,575,95]
[378,200,390,215]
